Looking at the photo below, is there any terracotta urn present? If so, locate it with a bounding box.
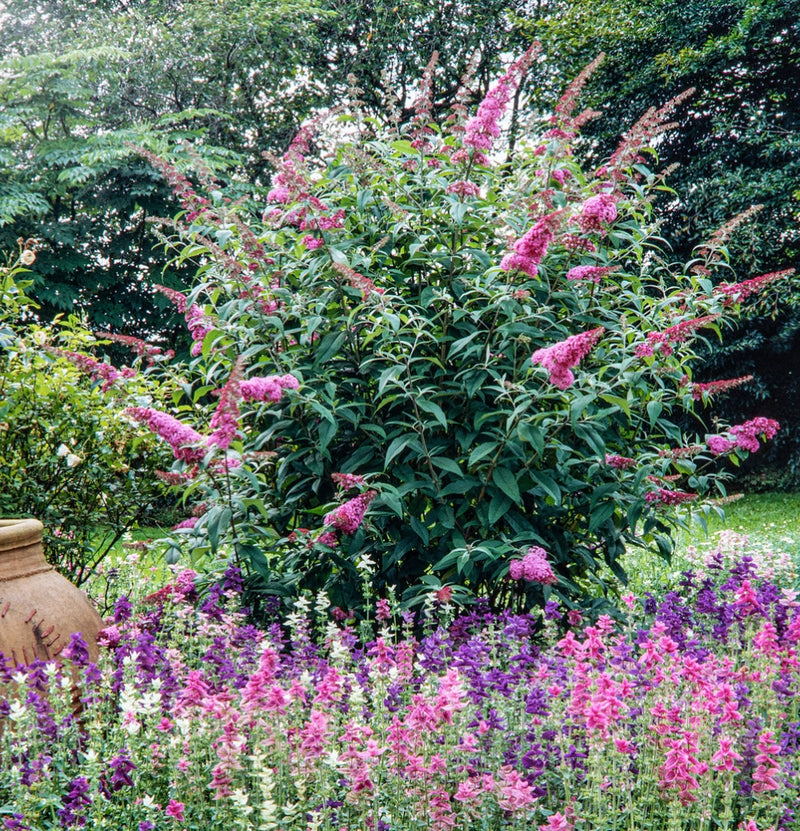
[0,518,103,667]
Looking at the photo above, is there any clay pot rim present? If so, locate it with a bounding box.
[0,518,44,552]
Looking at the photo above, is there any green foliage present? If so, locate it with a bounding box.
[0,251,171,583]
[114,58,781,616]
[527,0,800,483]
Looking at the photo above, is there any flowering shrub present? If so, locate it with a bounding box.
[0,250,169,582]
[1,543,799,829]
[80,49,789,611]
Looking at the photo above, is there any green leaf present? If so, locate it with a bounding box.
[492,466,520,503]
[314,332,347,366]
[600,394,630,418]
[328,247,350,266]
[205,506,232,553]
[517,421,545,454]
[391,140,417,155]
[469,441,498,467]
[385,435,412,468]
[530,471,562,504]
[431,456,464,476]
[488,492,512,524]
[416,398,448,429]
[409,516,429,544]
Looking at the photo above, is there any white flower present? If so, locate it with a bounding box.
[57,443,71,457]
[66,453,82,468]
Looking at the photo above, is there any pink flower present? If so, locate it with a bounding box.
[658,731,706,805]
[331,472,367,491]
[577,193,617,233]
[718,269,794,303]
[752,730,781,792]
[96,625,122,648]
[501,211,563,277]
[324,491,377,534]
[207,359,245,450]
[539,812,573,831]
[316,530,339,548]
[531,327,603,390]
[153,283,188,313]
[302,234,324,249]
[566,264,613,283]
[172,517,198,531]
[49,348,129,392]
[645,487,697,506]
[463,44,540,160]
[185,304,215,353]
[690,375,753,400]
[605,454,636,469]
[711,736,743,773]
[165,799,185,822]
[706,435,737,455]
[509,546,557,585]
[267,185,290,203]
[125,407,204,463]
[496,765,535,812]
[446,180,480,198]
[729,417,780,453]
[240,373,299,403]
[637,315,720,359]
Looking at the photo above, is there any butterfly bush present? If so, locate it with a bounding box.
[58,48,794,612]
[1,541,799,829]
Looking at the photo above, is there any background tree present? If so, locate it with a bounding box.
[0,0,526,341]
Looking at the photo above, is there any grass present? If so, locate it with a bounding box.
[683,490,800,553]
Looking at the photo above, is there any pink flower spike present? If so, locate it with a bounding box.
[577,193,617,233]
[462,43,541,161]
[566,264,614,283]
[605,454,636,470]
[645,487,697,506]
[531,327,603,390]
[240,373,300,404]
[324,490,377,534]
[509,546,557,585]
[207,358,245,450]
[718,268,794,303]
[691,375,753,400]
[125,407,204,463]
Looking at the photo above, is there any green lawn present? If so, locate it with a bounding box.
[683,490,800,551]
[623,490,800,597]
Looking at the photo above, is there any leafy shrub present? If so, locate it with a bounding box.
[0,249,170,583]
[113,51,783,613]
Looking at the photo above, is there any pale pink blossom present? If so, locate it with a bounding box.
[566,264,614,283]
